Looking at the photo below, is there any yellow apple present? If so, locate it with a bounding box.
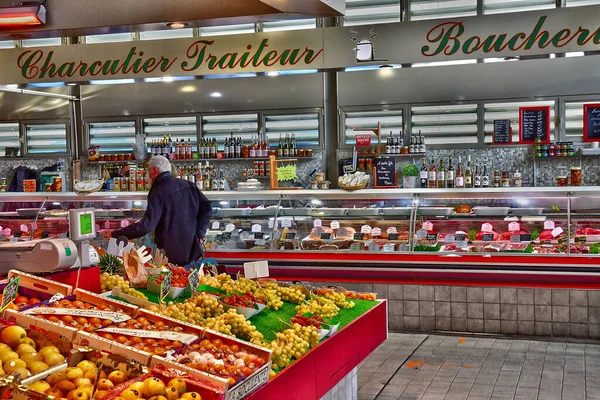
[83,369,99,382]
[0,351,19,362]
[15,343,36,356]
[0,343,11,353]
[0,326,27,348]
[46,372,68,386]
[67,389,89,400]
[28,381,51,393]
[76,361,97,375]
[64,367,84,381]
[45,353,66,367]
[148,396,167,400]
[46,388,64,398]
[73,378,92,388]
[3,358,26,373]
[167,379,186,396]
[21,352,44,365]
[28,361,50,375]
[23,337,36,349]
[77,384,94,397]
[56,380,76,393]
[143,377,166,397]
[128,382,145,393]
[38,346,60,358]
[11,367,29,379]
[97,379,114,391]
[164,387,179,400]
[120,388,141,400]
[94,391,109,400]
[108,371,128,385]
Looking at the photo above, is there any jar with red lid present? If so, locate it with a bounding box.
[358,158,365,171]
[366,158,373,171]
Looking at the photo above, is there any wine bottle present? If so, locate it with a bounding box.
[428,159,437,189]
[446,158,455,188]
[420,158,428,188]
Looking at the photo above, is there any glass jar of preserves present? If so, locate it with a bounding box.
[366,158,373,171]
[513,171,522,187]
[493,169,500,188]
[556,176,568,187]
[305,149,313,157]
[0,178,6,192]
[570,167,582,186]
[358,158,365,171]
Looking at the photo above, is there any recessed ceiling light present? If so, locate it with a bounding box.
[167,22,188,29]
[67,83,76,86]
[210,92,222,98]
[180,85,196,93]
[266,71,279,76]
[162,76,174,82]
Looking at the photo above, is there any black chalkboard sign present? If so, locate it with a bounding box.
[354,233,365,240]
[320,232,332,240]
[584,104,600,142]
[519,106,550,144]
[254,232,264,240]
[388,233,399,241]
[493,119,512,144]
[374,157,396,188]
[482,233,495,242]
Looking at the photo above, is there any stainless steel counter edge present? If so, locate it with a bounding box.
[1,187,599,202]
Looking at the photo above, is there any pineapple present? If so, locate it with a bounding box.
[98,253,123,275]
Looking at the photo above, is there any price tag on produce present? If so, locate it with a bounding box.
[320,232,332,240]
[371,227,382,237]
[544,220,555,230]
[314,219,322,228]
[268,219,276,229]
[0,277,19,312]
[575,236,587,244]
[225,223,235,232]
[416,229,428,239]
[387,227,397,234]
[281,219,292,228]
[552,227,564,238]
[243,260,269,279]
[558,236,569,245]
[388,233,399,241]
[104,220,111,229]
[353,233,365,240]
[120,220,129,228]
[422,221,433,231]
[508,222,520,232]
[19,224,28,233]
[188,267,200,294]
[456,240,468,249]
[482,233,495,242]
[286,232,297,240]
[455,233,467,241]
[481,223,493,233]
[254,232,264,240]
[330,220,340,229]
[160,272,172,304]
[445,234,456,243]
[212,221,220,230]
[251,224,262,233]
[361,225,372,234]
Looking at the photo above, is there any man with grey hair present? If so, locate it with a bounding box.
[112,155,212,266]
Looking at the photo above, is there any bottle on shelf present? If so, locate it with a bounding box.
[386,131,392,154]
[168,134,173,155]
[250,136,257,158]
[474,165,482,188]
[196,164,204,190]
[418,131,425,154]
[212,170,219,191]
[218,171,225,191]
[465,155,473,188]
[291,134,297,157]
[428,159,437,189]
[203,165,211,191]
[420,158,428,188]
[236,137,242,158]
[446,158,455,188]
[278,134,284,157]
[211,138,218,158]
[224,137,230,158]
[482,165,489,188]
[409,135,415,154]
[455,156,464,188]
[283,134,290,157]
[437,159,446,188]
[263,134,270,157]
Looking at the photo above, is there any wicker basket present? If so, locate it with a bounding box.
[74,179,104,195]
[339,181,369,191]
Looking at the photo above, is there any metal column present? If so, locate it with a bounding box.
[323,17,339,188]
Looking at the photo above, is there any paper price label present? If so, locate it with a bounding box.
[251,224,262,233]
[508,222,520,232]
[330,220,340,229]
[160,272,172,303]
[481,223,493,233]
[445,234,456,243]
[96,327,198,345]
[268,219,275,229]
[281,219,292,228]
[371,227,382,237]
[387,227,397,234]
[0,277,19,312]
[361,225,372,234]
[188,267,200,293]
[23,307,131,322]
[544,220,555,230]
[416,229,428,239]
[225,223,235,232]
[104,220,111,229]
[19,224,28,233]
[456,240,468,249]
[314,219,322,228]
[423,221,433,231]
[120,220,130,228]
[552,227,564,238]
[212,221,220,230]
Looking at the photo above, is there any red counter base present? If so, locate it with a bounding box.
[42,266,102,293]
[247,301,388,400]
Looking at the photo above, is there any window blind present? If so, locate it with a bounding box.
[344,109,403,145]
[264,112,320,148]
[344,0,401,26]
[410,0,477,21]
[143,116,198,151]
[25,123,68,154]
[89,121,136,153]
[85,33,133,44]
[411,104,478,145]
[0,123,20,156]
[484,100,555,143]
[484,0,555,14]
[201,114,258,147]
[263,19,317,32]
[140,29,194,41]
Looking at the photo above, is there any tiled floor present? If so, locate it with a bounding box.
[358,333,600,400]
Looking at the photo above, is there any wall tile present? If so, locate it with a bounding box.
[501,288,517,304]
[517,321,535,335]
[501,320,517,334]
[435,286,450,302]
[501,304,517,320]
[372,284,388,299]
[589,307,600,324]
[451,286,467,302]
[404,316,420,330]
[484,319,500,333]
[467,319,484,332]
[552,289,570,306]
[535,289,551,305]
[451,302,467,319]
[467,287,483,303]
[421,317,435,331]
[552,323,570,337]
[436,301,451,318]
[535,305,552,322]
[517,305,534,321]
[436,317,451,331]
[570,323,588,339]
[589,324,600,339]
[452,318,467,332]
[570,290,588,307]
[389,300,403,316]
[389,315,404,331]
[419,301,435,317]
[467,303,483,319]
[419,285,434,301]
[404,301,419,317]
[570,306,588,324]
[405,285,419,300]
[388,285,403,300]
[535,322,552,336]
[552,306,570,323]
[484,288,500,303]
[517,288,534,305]
[357,283,373,293]
[484,303,500,320]
[589,291,600,306]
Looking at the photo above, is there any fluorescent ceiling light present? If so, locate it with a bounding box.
[266,71,279,76]
[210,92,222,98]
[162,76,174,82]
[0,4,46,27]
[89,79,135,85]
[278,69,319,75]
[167,22,188,29]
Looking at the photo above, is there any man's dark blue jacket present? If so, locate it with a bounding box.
[112,171,212,265]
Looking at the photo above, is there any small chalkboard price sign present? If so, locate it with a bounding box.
[583,103,600,142]
[374,157,397,188]
[493,119,512,144]
[0,277,19,312]
[519,106,550,144]
[160,272,172,304]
